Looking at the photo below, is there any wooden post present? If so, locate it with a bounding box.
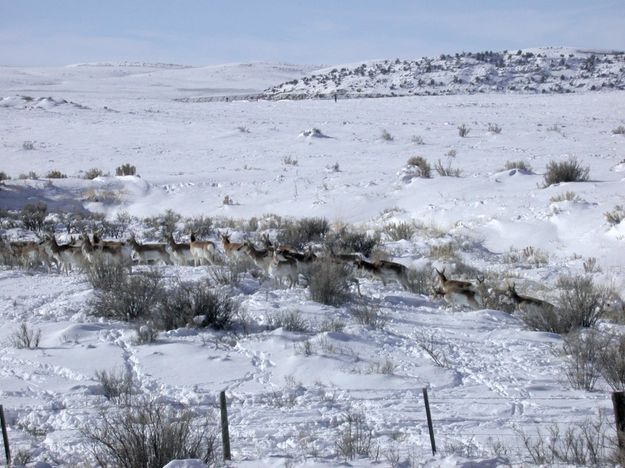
[422,388,436,455]
[220,391,232,461]
[612,391,625,452]
[0,405,10,465]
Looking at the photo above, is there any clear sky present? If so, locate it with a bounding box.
[1,0,624,67]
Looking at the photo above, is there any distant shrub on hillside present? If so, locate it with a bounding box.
[0,172,9,181]
[381,129,394,141]
[84,168,104,179]
[542,157,589,187]
[45,170,67,179]
[116,163,136,176]
[612,125,625,135]
[457,124,470,137]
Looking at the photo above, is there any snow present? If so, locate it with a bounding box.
[0,60,624,466]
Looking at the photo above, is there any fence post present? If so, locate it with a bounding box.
[0,405,10,466]
[220,391,232,461]
[613,391,625,452]
[422,388,436,455]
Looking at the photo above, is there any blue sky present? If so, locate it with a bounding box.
[1,0,624,66]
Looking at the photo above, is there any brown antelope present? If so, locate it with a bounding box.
[435,268,482,309]
[93,232,133,268]
[167,232,194,265]
[241,240,273,272]
[8,239,54,270]
[43,235,85,273]
[506,282,554,314]
[189,232,216,266]
[81,233,132,271]
[268,250,299,288]
[220,233,245,259]
[355,257,411,290]
[128,234,171,265]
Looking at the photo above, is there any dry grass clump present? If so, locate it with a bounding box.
[383,221,416,241]
[503,160,533,172]
[406,156,431,178]
[542,157,590,187]
[604,205,625,226]
[457,124,470,137]
[45,170,67,179]
[434,159,462,177]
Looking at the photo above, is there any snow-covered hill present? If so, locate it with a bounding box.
[263,47,625,100]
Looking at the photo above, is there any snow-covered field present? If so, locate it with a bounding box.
[1,63,625,467]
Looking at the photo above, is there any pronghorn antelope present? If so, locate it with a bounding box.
[43,235,85,273]
[220,233,245,259]
[189,232,216,266]
[93,232,134,268]
[505,282,555,314]
[355,257,411,290]
[128,234,172,265]
[268,249,299,288]
[81,233,132,271]
[8,239,54,270]
[241,240,274,271]
[435,268,483,309]
[167,232,194,266]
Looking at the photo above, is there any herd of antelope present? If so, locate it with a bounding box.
[0,230,559,312]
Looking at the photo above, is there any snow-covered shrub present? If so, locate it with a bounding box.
[411,134,425,145]
[383,221,416,241]
[157,281,235,331]
[277,217,329,249]
[488,122,502,134]
[267,309,309,332]
[612,125,625,135]
[521,276,610,334]
[406,156,431,178]
[22,140,35,150]
[604,205,625,226]
[515,414,617,466]
[17,171,38,180]
[11,322,41,349]
[503,160,533,173]
[84,167,104,179]
[20,202,48,232]
[349,304,386,329]
[550,191,579,203]
[183,215,214,238]
[542,157,590,187]
[144,209,181,237]
[86,254,128,291]
[306,258,352,306]
[561,330,606,391]
[380,129,394,141]
[326,228,380,257]
[95,368,134,401]
[90,270,163,321]
[403,267,436,295]
[457,123,471,137]
[45,169,67,179]
[556,275,610,329]
[599,333,625,391]
[415,332,453,368]
[83,398,217,468]
[434,158,462,177]
[335,410,377,461]
[428,242,459,260]
[281,155,298,166]
[115,163,136,176]
[0,171,10,181]
[134,323,158,345]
